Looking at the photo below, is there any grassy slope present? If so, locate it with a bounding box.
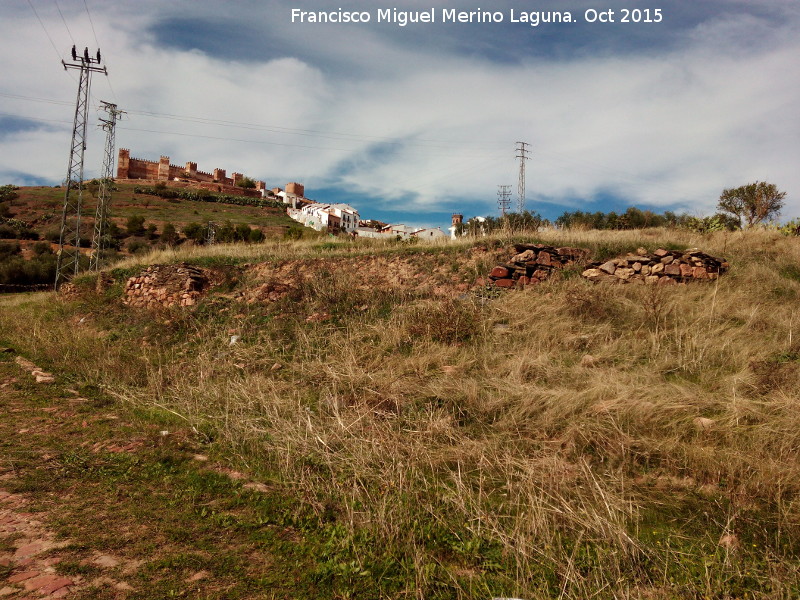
[6,184,296,239]
[2,228,800,599]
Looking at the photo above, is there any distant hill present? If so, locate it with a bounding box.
[0,182,308,285]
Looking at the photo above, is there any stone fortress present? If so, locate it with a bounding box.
[116,149,267,198]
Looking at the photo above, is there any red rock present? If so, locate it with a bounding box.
[664,263,681,276]
[517,276,530,287]
[36,576,74,595]
[490,266,510,279]
[679,263,693,277]
[692,266,707,279]
[654,248,669,257]
[657,276,677,286]
[7,571,39,583]
[533,269,549,280]
[494,278,515,288]
[537,252,552,266]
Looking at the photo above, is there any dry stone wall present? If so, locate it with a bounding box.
[582,248,729,285]
[486,243,589,288]
[123,263,216,309]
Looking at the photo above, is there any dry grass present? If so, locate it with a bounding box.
[3,228,800,598]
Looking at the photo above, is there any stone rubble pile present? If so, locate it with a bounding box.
[487,244,590,288]
[581,247,729,285]
[123,263,213,309]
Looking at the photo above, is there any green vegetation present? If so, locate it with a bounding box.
[718,181,786,228]
[133,185,283,210]
[1,228,799,598]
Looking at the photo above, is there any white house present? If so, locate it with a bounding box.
[412,227,448,240]
[288,202,360,233]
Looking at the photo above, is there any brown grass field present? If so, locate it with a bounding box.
[1,227,800,599]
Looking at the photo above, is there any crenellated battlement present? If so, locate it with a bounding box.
[116,150,266,195]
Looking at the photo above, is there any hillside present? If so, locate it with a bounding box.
[1,229,800,599]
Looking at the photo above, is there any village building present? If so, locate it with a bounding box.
[288,202,360,233]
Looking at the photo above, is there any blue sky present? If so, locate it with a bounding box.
[1,1,798,228]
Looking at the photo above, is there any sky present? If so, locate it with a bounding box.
[1,1,798,229]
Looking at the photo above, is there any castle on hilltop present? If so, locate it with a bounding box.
[116,149,267,198]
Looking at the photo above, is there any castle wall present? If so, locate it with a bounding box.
[116,149,266,197]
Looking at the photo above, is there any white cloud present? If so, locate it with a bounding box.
[1,1,798,224]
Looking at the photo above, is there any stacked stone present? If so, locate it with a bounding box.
[581,247,729,285]
[488,244,589,288]
[123,263,210,308]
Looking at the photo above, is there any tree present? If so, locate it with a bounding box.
[126,215,146,237]
[160,222,180,246]
[236,176,257,189]
[717,181,786,228]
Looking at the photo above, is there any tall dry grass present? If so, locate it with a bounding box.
[3,228,800,598]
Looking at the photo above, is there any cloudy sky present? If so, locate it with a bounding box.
[1,1,798,228]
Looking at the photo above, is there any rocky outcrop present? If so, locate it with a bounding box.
[581,248,729,285]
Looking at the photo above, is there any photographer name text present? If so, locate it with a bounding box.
[290,7,664,27]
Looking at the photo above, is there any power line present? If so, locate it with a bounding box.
[26,0,63,61]
[53,0,75,45]
[82,0,101,51]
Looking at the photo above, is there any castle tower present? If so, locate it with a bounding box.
[213,168,226,182]
[158,156,170,181]
[286,182,304,197]
[117,148,130,178]
[452,214,464,226]
[185,161,197,177]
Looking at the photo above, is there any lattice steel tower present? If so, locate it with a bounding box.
[497,185,512,217]
[515,141,530,213]
[89,101,124,271]
[55,46,107,289]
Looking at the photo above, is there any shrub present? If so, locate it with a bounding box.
[285,225,304,240]
[160,222,180,246]
[126,215,146,237]
[126,240,149,254]
[0,185,18,203]
[249,228,265,243]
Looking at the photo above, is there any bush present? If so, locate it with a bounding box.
[285,225,304,240]
[0,185,18,203]
[182,222,207,243]
[126,240,149,254]
[160,222,180,246]
[32,241,52,255]
[126,215,146,237]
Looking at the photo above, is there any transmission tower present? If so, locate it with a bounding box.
[206,221,217,245]
[55,46,107,289]
[515,141,531,213]
[89,101,124,271]
[497,185,512,217]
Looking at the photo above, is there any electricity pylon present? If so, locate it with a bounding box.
[55,46,107,289]
[497,185,512,217]
[516,141,530,213]
[89,101,124,271]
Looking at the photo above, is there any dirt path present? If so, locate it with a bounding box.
[0,354,322,599]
